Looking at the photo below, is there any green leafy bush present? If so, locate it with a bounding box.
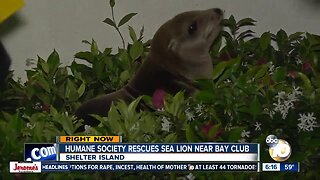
[1,1,319,179]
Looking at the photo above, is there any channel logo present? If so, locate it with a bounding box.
[266,135,291,162]
[24,143,57,161]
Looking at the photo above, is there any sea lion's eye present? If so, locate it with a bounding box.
[188,21,197,35]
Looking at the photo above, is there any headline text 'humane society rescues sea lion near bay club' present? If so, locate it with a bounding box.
[75,8,224,128]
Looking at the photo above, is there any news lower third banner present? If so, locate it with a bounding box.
[12,136,301,173]
[57,143,260,162]
[18,136,263,173]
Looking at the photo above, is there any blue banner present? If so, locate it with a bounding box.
[59,143,258,153]
[24,143,57,161]
[280,162,299,172]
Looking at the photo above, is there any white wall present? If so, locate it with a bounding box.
[1,0,320,81]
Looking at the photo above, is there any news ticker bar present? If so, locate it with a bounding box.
[10,161,300,173]
[59,153,258,162]
[10,162,260,173]
[262,162,300,172]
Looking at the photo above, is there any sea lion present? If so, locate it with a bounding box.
[75,8,224,128]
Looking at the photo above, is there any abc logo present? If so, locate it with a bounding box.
[188,164,195,171]
[266,135,291,162]
[265,135,278,147]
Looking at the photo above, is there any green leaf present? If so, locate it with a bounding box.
[214,58,240,85]
[164,92,185,117]
[208,123,221,139]
[140,113,156,134]
[249,97,262,116]
[103,17,116,27]
[50,106,58,115]
[255,65,268,80]
[196,91,215,103]
[103,48,112,56]
[235,75,246,89]
[164,133,177,143]
[224,15,237,33]
[38,57,49,74]
[38,95,51,107]
[298,72,313,91]
[93,59,106,79]
[216,68,232,86]
[237,105,249,113]
[91,39,99,55]
[82,40,91,44]
[289,32,303,41]
[104,56,113,69]
[109,0,115,8]
[212,61,228,80]
[227,57,241,70]
[128,26,137,42]
[237,30,254,40]
[246,66,260,79]
[228,127,245,142]
[221,31,233,41]
[272,67,287,82]
[118,13,137,27]
[59,115,76,135]
[139,26,144,39]
[210,34,222,54]
[120,70,130,82]
[301,138,320,147]
[66,79,79,101]
[260,32,271,50]
[47,50,60,75]
[194,79,214,91]
[36,76,50,93]
[129,41,143,60]
[77,82,86,97]
[127,96,142,114]
[7,113,23,133]
[236,18,256,27]
[74,51,94,62]
[276,29,288,50]
[186,124,197,142]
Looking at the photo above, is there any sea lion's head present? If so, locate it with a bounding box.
[150,8,224,80]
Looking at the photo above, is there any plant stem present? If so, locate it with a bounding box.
[111,7,126,49]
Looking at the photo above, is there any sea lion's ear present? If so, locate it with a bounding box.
[168,39,178,51]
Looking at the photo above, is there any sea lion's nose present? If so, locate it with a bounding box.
[213,8,223,16]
